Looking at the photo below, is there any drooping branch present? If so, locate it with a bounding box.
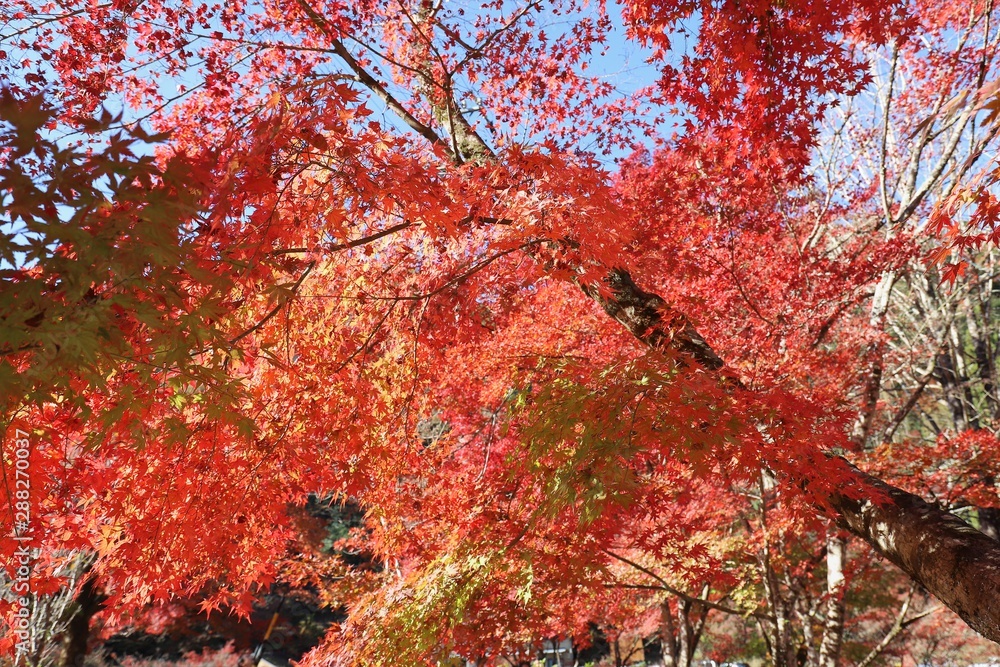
[604,549,774,621]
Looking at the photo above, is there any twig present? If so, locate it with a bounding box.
[230,261,316,345]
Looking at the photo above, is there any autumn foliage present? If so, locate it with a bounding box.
[4,0,1000,664]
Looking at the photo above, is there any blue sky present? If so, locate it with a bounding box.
[2,0,681,166]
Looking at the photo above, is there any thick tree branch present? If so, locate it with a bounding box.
[316,8,1000,636]
[580,270,1000,643]
[830,460,1000,642]
[578,268,724,371]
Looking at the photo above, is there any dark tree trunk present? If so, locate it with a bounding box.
[979,507,1000,541]
[61,575,104,667]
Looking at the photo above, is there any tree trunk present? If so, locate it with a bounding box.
[661,600,679,667]
[61,575,103,667]
[580,267,1000,644]
[659,597,707,667]
[831,460,1000,642]
[761,550,796,667]
[676,601,692,667]
[817,536,846,667]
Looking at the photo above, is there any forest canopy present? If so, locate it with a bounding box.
[4,0,1000,664]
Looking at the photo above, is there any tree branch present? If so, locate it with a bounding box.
[230,261,316,345]
[579,268,1000,642]
[856,587,939,667]
[294,0,450,155]
[603,549,775,621]
[271,220,413,256]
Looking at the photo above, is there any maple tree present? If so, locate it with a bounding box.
[6,0,1000,663]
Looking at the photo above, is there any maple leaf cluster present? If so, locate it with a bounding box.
[5,0,1000,663]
